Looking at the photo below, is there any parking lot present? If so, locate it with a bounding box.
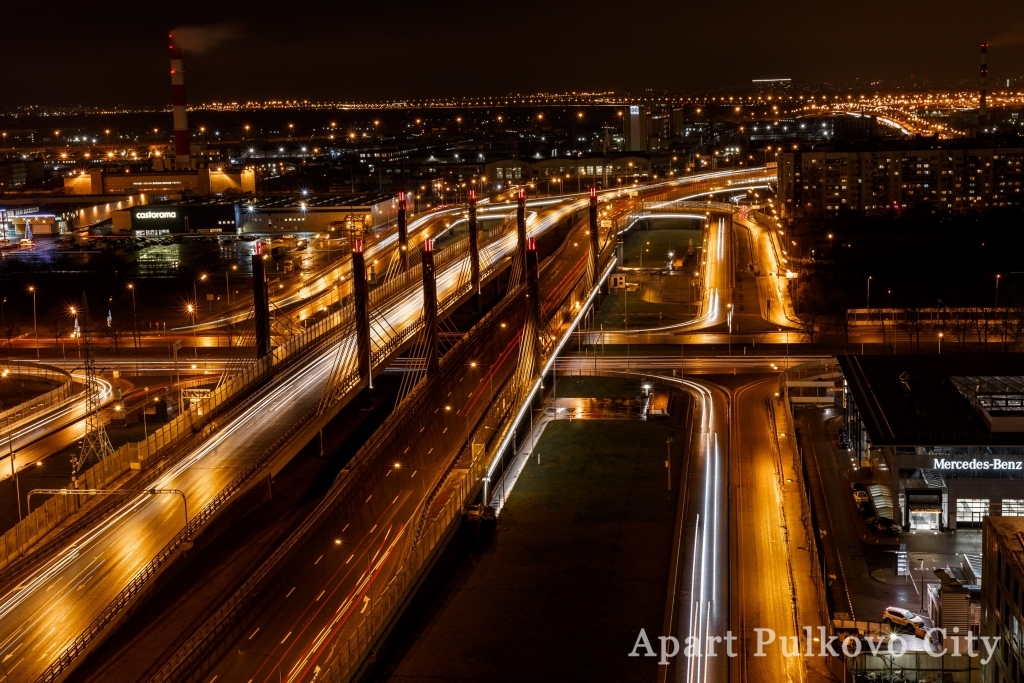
[797,407,982,639]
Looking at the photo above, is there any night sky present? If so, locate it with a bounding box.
[2,0,1023,106]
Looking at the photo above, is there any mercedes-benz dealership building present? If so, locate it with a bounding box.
[838,354,1024,531]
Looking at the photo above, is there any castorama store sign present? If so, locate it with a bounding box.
[131,206,183,232]
[136,210,178,220]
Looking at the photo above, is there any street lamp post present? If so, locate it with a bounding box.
[186,304,198,359]
[938,333,944,355]
[28,286,37,359]
[195,273,208,312]
[173,340,182,414]
[727,303,733,355]
[127,283,138,349]
[8,415,20,523]
[665,437,673,491]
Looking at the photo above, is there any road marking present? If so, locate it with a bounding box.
[392,495,399,504]
[248,627,259,640]
[347,554,354,564]
[316,590,325,602]
[315,555,323,565]
[281,631,292,644]
[286,586,295,598]
[442,428,447,433]
[365,495,372,503]
[342,523,349,532]
[403,447,409,453]
[370,524,377,533]
[427,447,433,454]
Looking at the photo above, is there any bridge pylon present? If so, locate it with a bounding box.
[468,190,481,310]
[588,186,600,286]
[524,236,542,379]
[515,188,528,285]
[421,238,440,375]
[397,191,410,272]
[352,238,373,389]
[251,245,271,358]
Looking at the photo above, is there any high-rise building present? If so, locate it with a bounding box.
[623,105,647,153]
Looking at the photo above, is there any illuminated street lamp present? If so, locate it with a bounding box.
[127,283,138,349]
[186,304,198,359]
[27,285,37,359]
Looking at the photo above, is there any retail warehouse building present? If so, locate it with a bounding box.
[837,354,1024,532]
[110,193,397,237]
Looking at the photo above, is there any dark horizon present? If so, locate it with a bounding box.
[2,0,1023,107]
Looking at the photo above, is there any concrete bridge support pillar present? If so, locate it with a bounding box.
[516,188,528,281]
[251,249,271,358]
[352,239,373,389]
[588,186,600,278]
[397,191,410,272]
[526,236,542,375]
[468,189,481,310]
[421,238,439,375]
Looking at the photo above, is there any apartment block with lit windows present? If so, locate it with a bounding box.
[777,139,1024,219]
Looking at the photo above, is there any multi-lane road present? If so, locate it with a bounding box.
[0,194,581,683]
[191,183,673,683]
[0,171,767,682]
[581,357,823,683]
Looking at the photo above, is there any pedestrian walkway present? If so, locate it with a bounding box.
[489,399,554,512]
[773,397,836,683]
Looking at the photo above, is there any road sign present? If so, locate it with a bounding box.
[173,340,183,351]
[181,388,211,400]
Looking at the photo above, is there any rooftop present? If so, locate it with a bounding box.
[176,193,395,210]
[837,354,1024,447]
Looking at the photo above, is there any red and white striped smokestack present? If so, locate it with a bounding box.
[980,42,989,121]
[169,33,190,165]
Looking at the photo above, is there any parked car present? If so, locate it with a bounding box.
[858,501,875,517]
[850,481,867,493]
[853,490,869,504]
[838,429,851,448]
[883,607,924,629]
[867,517,902,535]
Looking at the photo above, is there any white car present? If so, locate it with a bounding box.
[883,606,924,629]
[853,491,869,504]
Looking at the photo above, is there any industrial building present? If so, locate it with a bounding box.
[484,155,653,189]
[237,193,398,234]
[981,516,1024,683]
[64,167,255,199]
[0,159,44,189]
[777,138,1024,218]
[108,193,398,236]
[838,354,1024,532]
